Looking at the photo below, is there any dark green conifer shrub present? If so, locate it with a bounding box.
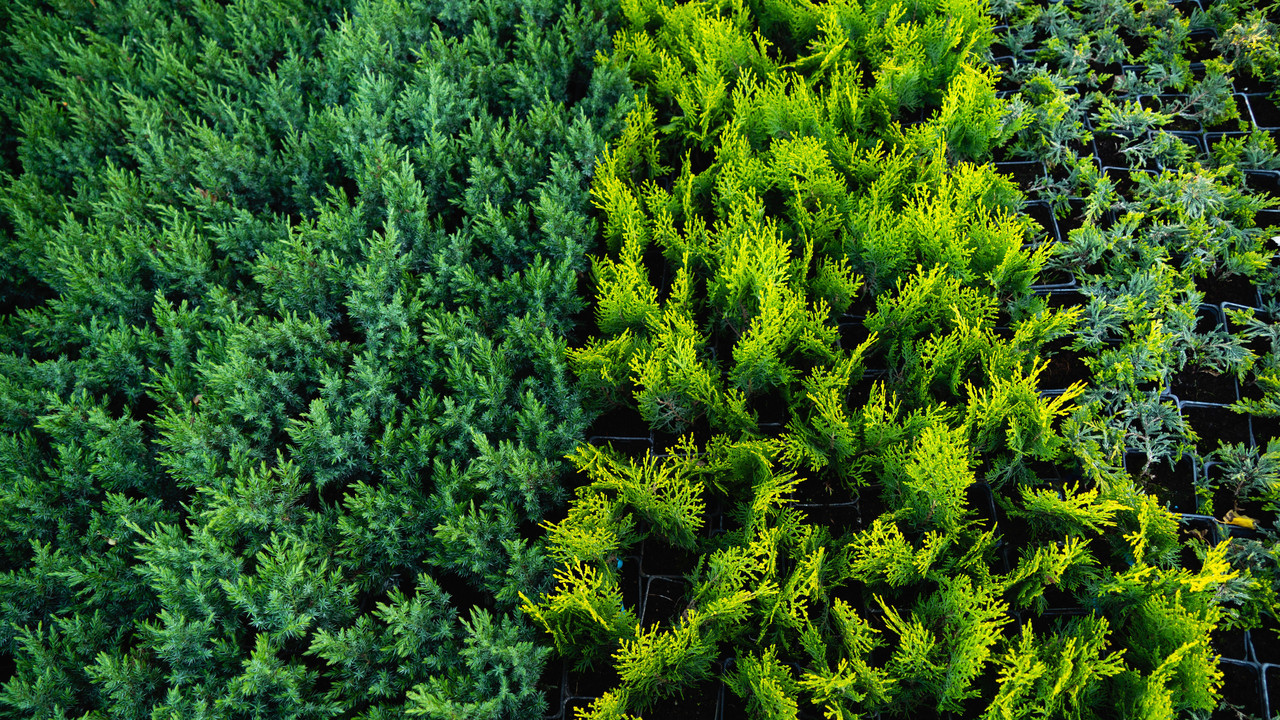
[0,0,630,717]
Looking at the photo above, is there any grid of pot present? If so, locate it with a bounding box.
[987,4,1280,715]
[544,3,1280,714]
[1027,249,1277,713]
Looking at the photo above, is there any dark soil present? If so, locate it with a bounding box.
[1101,166,1139,195]
[620,556,642,612]
[967,483,1000,533]
[1253,414,1280,448]
[563,697,589,719]
[1244,170,1280,197]
[1025,203,1058,240]
[720,685,750,718]
[1044,290,1087,311]
[793,473,857,505]
[1179,516,1220,571]
[1212,628,1250,660]
[995,160,1044,188]
[1125,453,1198,514]
[793,502,860,538]
[1255,209,1280,229]
[639,543,699,577]
[641,576,687,627]
[565,665,620,699]
[656,683,721,720]
[1212,662,1264,719]
[590,406,651,441]
[754,389,789,429]
[857,491,887,528]
[839,321,871,351]
[1171,369,1238,404]
[1234,70,1269,94]
[1034,262,1076,287]
[1180,404,1253,456]
[1197,305,1226,333]
[540,659,565,718]
[1041,347,1092,389]
[1055,201,1086,241]
[1252,623,1279,664]
[847,371,886,408]
[1093,134,1146,169]
[1198,274,1260,308]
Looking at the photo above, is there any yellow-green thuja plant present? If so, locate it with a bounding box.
[522,0,1240,717]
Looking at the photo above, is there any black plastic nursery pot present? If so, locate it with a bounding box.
[1266,665,1279,719]
[1124,452,1198,515]
[1215,660,1267,720]
[1180,403,1254,457]
[1255,625,1280,665]
[1171,369,1239,404]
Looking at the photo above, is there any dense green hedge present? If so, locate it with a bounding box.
[0,0,630,717]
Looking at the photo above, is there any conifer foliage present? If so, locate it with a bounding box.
[0,0,629,717]
[523,0,1240,717]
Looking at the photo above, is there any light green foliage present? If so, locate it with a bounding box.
[526,0,1245,717]
[520,560,638,672]
[984,619,1125,720]
[725,647,801,720]
[574,443,707,550]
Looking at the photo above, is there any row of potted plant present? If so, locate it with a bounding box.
[986,6,1279,717]
[521,0,1252,717]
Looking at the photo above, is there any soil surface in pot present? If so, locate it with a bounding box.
[1180,404,1252,456]
[1212,662,1264,719]
[1197,275,1260,308]
[1041,347,1091,389]
[1171,369,1238,404]
[642,576,688,627]
[1126,454,1198,514]
[1252,623,1280,665]
[1212,628,1250,661]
